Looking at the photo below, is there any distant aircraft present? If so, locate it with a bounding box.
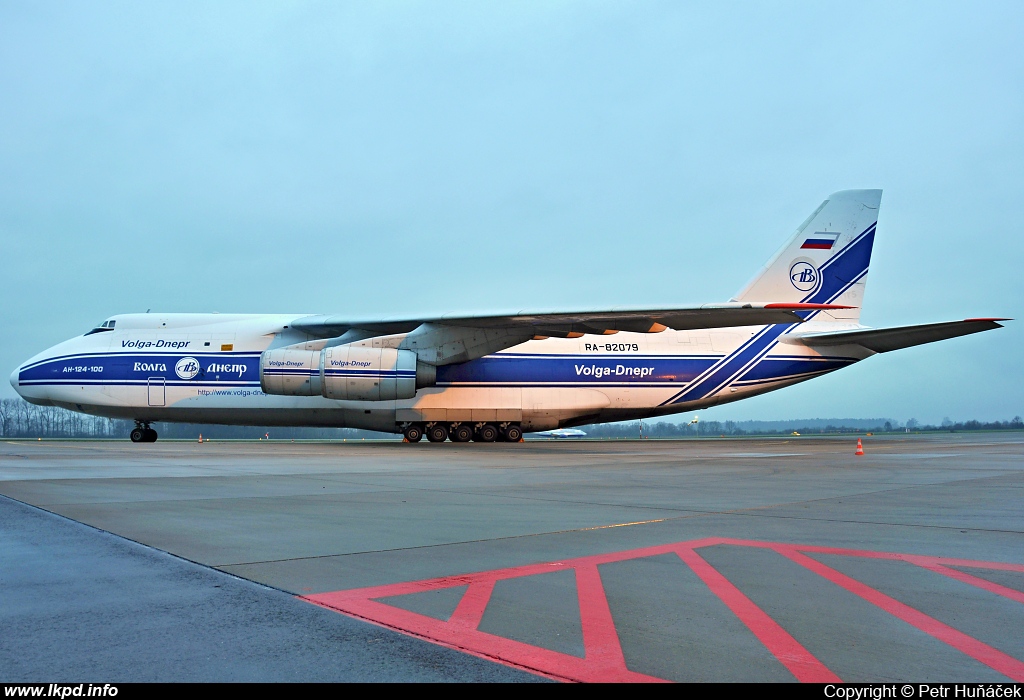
[535,429,588,439]
[10,190,1008,444]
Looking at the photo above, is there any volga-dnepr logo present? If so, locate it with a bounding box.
[789,261,819,293]
[175,357,201,380]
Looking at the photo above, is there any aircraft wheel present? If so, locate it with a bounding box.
[451,423,473,442]
[404,424,424,443]
[504,424,523,442]
[476,423,498,442]
[426,423,449,443]
[130,428,146,443]
[144,429,158,442]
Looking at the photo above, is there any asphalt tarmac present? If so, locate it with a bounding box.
[1,433,1022,682]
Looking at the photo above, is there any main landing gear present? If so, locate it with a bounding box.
[130,421,158,443]
[403,422,523,444]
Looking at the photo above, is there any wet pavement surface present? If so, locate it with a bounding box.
[1,433,1021,682]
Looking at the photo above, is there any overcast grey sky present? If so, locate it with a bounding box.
[1,1,1021,423]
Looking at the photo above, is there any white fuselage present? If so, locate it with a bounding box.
[11,313,869,433]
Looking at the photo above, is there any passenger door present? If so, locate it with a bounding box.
[147,377,166,406]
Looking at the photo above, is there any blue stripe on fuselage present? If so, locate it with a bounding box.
[436,355,719,385]
[19,353,260,385]
[661,323,795,404]
[737,357,856,382]
[23,325,868,398]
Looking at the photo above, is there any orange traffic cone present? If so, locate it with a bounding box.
[855,438,864,456]
[198,433,203,444]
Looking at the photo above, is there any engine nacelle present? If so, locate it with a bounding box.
[260,349,323,396]
[260,345,424,401]
[321,345,417,401]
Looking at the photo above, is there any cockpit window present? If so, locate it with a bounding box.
[84,319,116,336]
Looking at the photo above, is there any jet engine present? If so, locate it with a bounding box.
[260,345,432,401]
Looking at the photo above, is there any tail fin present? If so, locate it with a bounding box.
[732,189,881,322]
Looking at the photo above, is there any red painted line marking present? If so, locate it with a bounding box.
[675,546,840,683]
[716,538,1024,602]
[302,538,1024,683]
[707,538,1024,572]
[901,555,1024,573]
[915,563,1024,606]
[774,546,1024,682]
[307,566,662,682]
[308,594,580,682]
[575,564,630,675]
[449,579,496,629]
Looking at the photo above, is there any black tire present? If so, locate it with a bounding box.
[451,424,473,442]
[504,424,523,442]
[426,424,449,443]
[144,429,158,442]
[476,423,498,442]
[130,428,146,443]
[404,424,423,443]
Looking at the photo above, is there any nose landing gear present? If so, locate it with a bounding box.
[130,422,158,443]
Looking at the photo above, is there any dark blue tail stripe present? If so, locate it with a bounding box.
[661,221,875,406]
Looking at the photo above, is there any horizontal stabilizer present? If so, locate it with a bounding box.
[792,319,1009,353]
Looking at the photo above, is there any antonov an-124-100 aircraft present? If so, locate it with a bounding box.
[10,190,1008,443]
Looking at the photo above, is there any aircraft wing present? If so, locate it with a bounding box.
[791,318,1009,353]
[290,302,852,340]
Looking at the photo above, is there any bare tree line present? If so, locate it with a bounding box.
[0,398,131,438]
[1,398,1021,440]
[0,399,387,440]
[586,416,1024,438]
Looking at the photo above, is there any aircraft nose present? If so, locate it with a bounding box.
[9,366,20,394]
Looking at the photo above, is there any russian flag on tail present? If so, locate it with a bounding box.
[801,232,839,250]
